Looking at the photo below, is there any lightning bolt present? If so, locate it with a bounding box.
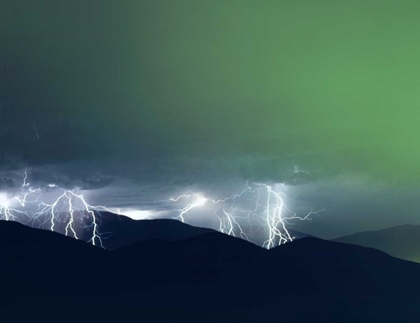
[166,182,324,249]
[0,170,111,247]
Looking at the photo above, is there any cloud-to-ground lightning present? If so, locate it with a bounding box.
[1,171,322,250]
[0,170,112,247]
[165,182,324,249]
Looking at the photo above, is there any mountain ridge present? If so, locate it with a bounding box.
[334,224,420,263]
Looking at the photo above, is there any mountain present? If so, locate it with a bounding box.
[92,212,313,249]
[28,211,216,250]
[333,224,420,263]
[33,211,311,250]
[2,220,420,322]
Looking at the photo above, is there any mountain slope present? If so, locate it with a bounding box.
[333,224,420,262]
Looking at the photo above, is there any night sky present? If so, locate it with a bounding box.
[2,1,420,239]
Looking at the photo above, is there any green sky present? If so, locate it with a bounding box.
[3,0,420,186]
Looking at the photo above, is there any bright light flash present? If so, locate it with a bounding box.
[0,193,10,207]
[169,194,208,223]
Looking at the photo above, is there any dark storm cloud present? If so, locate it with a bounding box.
[80,177,115,191]
[0,166,116,193]
[0,177,15,190]
[36,169,116,191]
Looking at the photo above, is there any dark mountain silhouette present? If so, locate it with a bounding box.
[94,213,313,249]
[1,220,420,322]
[333,224,420,263]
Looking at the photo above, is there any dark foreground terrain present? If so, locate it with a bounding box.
[1,220,420,322]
